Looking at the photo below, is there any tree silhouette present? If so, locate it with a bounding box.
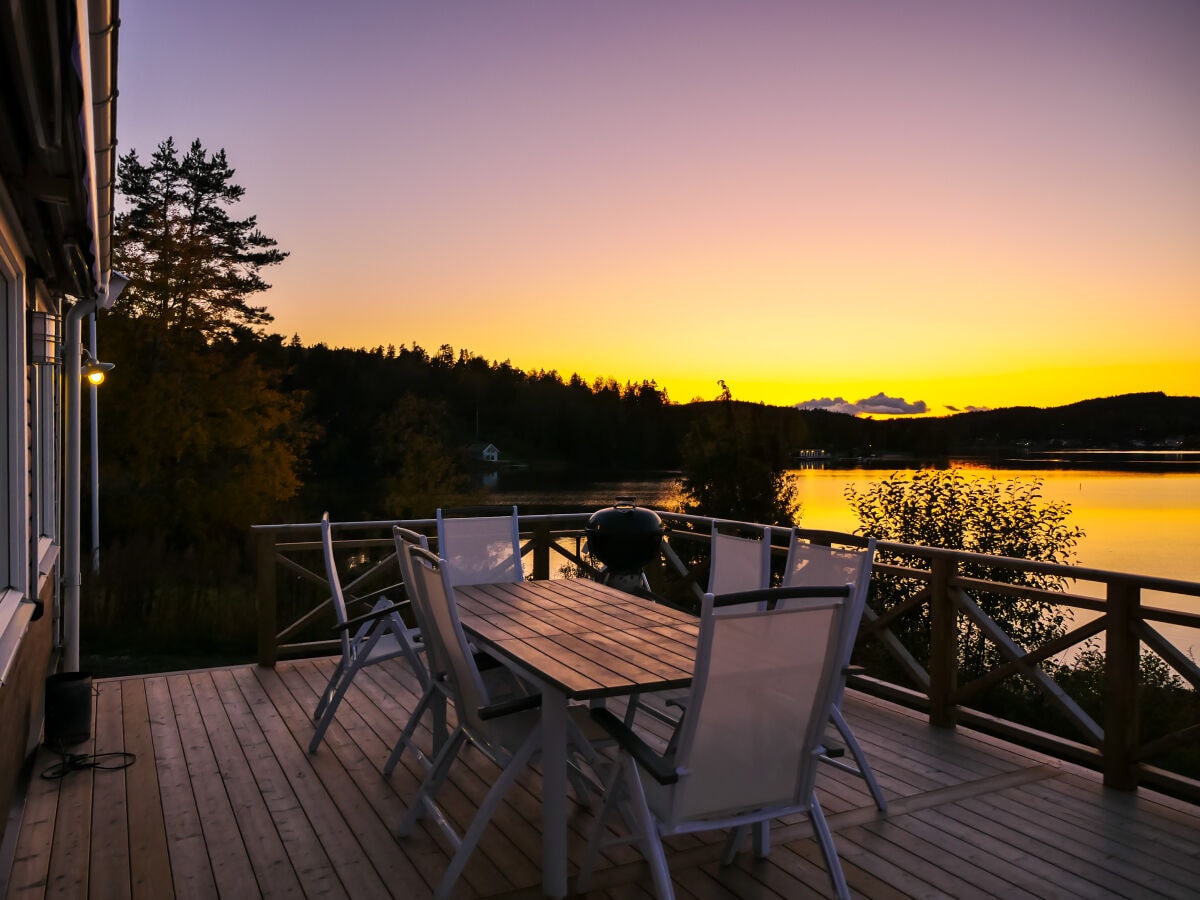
[113,137,287,339]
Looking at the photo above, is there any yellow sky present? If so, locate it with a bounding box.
[120,0,1199,413]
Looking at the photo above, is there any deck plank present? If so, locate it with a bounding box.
[88,679,130,900]
[210,668,345,899]
[187,670,306,898]
[231,665,395,898]
[144,674,218,899]
[6,657,1200,900]
[166,671,263,898]
[119,677,173,900]
[44,704,95,899]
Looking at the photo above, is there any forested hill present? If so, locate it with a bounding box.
[858,392,1200,457]
[268,337,1195,517]
[95,318,1197,543]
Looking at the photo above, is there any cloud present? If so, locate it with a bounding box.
[796,392,928,417]
[944,404,991,413]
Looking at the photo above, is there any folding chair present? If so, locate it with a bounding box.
[309,513,427,754]
[395,542,606,899]
[383,526,527,775]
[579,584,853,900]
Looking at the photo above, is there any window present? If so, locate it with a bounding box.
[0,200,32,677]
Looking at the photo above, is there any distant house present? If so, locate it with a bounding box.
[791,448,832,463]
[0,0,120,852]
[467,442,500,464]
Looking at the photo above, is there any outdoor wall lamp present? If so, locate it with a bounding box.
[82,351,115,385]
[30,310,62,365]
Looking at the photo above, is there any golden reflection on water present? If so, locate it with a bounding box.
[792,466,1200,580]
[790,466,1200,655]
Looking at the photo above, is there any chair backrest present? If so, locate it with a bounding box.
[782,534,876,680]
[708,521,773,597]
[436,505,523,586]
[398,541,491,734]
[320,512,354,663]
[667,586,846,823]
[394,525,439,665]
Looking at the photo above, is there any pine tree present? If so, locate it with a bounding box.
[112,137,287,339]
[99,137,306,551]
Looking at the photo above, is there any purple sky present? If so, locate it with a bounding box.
[115,0,1200,411]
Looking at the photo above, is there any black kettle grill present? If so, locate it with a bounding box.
[585,498,665,590]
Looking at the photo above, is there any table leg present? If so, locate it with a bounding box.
[540,686,568,897]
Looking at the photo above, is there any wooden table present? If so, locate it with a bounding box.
[455,578,697,897]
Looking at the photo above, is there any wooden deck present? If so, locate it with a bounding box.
[4,656,1199,899]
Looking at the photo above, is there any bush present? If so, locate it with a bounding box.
[845,468,1084,680]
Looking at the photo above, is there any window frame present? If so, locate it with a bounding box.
[0,194,33,680]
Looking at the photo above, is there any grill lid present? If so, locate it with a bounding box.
[585,498,665,573]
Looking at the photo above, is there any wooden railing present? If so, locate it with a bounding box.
[251,511,1200,800]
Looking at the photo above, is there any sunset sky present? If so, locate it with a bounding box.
[115,0,1199,414]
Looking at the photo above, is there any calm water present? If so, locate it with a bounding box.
[490,463,1200,653]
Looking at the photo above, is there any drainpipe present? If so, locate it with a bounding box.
[60,0,121,670]
[63,297,99,672]
[62,273,127,671]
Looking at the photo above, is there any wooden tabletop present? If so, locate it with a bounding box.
[455,579,697,700]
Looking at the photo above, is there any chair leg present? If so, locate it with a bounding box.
[720,821,770,865]
[384,683,436,775]
[622,757,674,900]
[388,610,430,690]
[576,746,627,893]
[308,667,355,754]
[433,729,541,900]
[312,660,346,723]
[809,792,850,900]
[751,821,771,858]
[719,826,745,865]
[831,705,887,811]
[398,727,467,839]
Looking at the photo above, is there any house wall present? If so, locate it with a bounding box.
[0,570,53,853]
[0,189,60,862]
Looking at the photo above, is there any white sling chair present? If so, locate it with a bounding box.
[383,526,527,776]
[395,542,606,899]
[435,504,524,587]
[783,532,886,811]
[627,520,776,728]
[578,584,853,900]
[309,513,428,754]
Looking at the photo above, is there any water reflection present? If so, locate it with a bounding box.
[486,463,1200,600]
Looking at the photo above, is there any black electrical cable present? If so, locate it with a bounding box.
[39,744,136,780]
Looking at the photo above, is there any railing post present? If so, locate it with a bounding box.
[256,528,278,668]
[928,555,958,728]
[1104,580,1140,790]
[532,520,551,581]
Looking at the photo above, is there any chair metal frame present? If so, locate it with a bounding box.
[309,513,428,754]
[579,584,854,900]
[394,542,604,899]
[783,532,886,811]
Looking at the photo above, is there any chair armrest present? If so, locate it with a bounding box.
[334,598,411,633]
[844,663,866,677]
[590,708,679,785]
[478,693,542,720]
[712,583,851,610]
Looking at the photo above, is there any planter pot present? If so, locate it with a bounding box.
[44,671,93,746]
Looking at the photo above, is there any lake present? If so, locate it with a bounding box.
[488,461,1200,655]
